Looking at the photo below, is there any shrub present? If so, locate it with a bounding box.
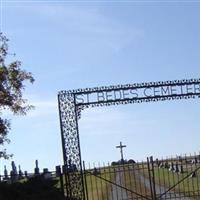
[0,176,65,200]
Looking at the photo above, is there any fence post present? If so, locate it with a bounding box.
[150,156,157,200]
[147,156,157,200]
[59,167,65,197]
[56,166,65,197]
[147,157,154,199]
[83,161,89,200]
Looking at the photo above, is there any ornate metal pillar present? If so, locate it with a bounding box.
[58,92,85,200]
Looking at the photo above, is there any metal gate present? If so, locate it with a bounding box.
[83,160,152,200]
[81,155,200,200]
[149,156,200,199]
[58,79,200,200]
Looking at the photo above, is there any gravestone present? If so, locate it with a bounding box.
[11,161,17,174]
[43,168,51,179]
[155,158,160,166]
[190,171,197,178]
[159,162,164,168]
[128,159,136,164]
[24,171,28,178]
[178,156,183,162]
[56,166,61,177]
[194,157,198,165]
[34,160,40,175]
[179,165,184,174]
[10,161,18,182]
[169,162,175,171]
[174,163,179,173]
[4,166,8,180]
[18,165,23,179]
[164,162,169,169]
[92,167,100,176]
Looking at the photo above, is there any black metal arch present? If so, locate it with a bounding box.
[58,78,200,200]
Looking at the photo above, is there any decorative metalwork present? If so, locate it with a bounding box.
[58,93,84,199]
[58,78,200,200]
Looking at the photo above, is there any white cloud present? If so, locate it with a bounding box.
[6,4,143,52]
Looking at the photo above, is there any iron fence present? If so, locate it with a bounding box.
[1,154,200,200]
[82,155,200,200]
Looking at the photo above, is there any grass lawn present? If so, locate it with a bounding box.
[61,161,200,200]
[84,166,115,200]
[153,164,200,197]
[84,163,152,200]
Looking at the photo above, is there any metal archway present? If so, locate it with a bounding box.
[58,78,200,200]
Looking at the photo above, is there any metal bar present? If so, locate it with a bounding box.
[150,156,157,200]
[133,162,139,199]
[118,165,123,200]
[122,162,129,198]
[83,161,89,200]
[147,157,154,200]
[59,169,65,197]
[89,163,95,200]
[185,154,190,196]
[74,94,86,200]
[127,163,134,199]
[190,158,195,196]
[170,157,176,199]
[70,79,200,95]
[195,155,200,196]
[93,163,100,200]
[113,166,119,200]
[57,94,67,166]
[108,163,115,200]
[137,163,143,200]
[58,95,69,197]
[156,160,162,198]
[141,161,148,198]
[103,162,109,200]
[76,92,200,107]
[98,162,104,200]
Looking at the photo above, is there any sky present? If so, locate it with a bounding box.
[0,0,200,174]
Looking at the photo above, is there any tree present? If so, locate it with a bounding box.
[0,33,34,159]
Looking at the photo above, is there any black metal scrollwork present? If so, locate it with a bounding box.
[58,78,200,200]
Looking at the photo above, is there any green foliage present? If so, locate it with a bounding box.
[0,176,65,200]
[0,33,34,158]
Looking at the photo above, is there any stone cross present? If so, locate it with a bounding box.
[116,141,126,162]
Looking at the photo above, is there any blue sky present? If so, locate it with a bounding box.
[0,0,200,173]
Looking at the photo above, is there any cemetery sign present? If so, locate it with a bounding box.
[58,78,200,200]
[75,81,200,105]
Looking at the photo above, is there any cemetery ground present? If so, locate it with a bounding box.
[83,155,200,200]
[1,154,200,199]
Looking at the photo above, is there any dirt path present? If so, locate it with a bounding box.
[108,166,191,200]
[108,168,130,200]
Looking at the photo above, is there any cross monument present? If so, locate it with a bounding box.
[116,141,126,162]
